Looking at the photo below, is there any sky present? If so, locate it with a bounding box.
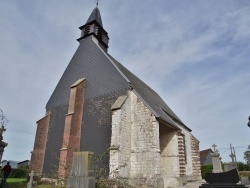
[0,0,249,163]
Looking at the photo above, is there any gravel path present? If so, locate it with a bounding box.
[181,180,206,188]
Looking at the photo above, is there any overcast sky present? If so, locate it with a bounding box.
[0,0,249,163]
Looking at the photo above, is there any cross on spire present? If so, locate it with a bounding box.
[212,144,217,152]
[96,0,99,7]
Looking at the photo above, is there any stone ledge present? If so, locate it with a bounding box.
[110,145,119,150]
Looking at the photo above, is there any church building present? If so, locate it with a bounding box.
[30,4,201,182]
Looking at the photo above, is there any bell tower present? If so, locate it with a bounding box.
[77,3,109,53]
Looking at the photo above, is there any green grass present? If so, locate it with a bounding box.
[7,178,26,183]
[4,178,27,188]
[1,178,65,188]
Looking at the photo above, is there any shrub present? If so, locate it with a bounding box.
[201,165,213,179]
[238,162,250,171]
[9,168,29,178]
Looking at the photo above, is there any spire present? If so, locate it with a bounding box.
[85,5,103,27]
[77,3,109,52]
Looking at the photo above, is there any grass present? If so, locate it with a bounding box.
[4,178,64,188]
[7,178,26,183]
[5,178,27,188]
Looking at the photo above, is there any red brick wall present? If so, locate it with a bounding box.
[58,79,85,177]
[177,130,186,177]
[30,114,50,175]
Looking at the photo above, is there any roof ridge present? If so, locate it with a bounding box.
[108,54,188,130]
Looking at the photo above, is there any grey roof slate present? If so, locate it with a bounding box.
[46,37,129,109]
[86,7,103,27]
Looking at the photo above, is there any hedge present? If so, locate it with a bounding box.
[9,168,29,178]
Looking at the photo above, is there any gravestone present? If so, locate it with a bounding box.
[199,144,247,188]
[66,151,95,188]
[211,144,222,173]
[200,167,247,187]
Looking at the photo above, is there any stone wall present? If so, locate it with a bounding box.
[110,90,201,181]
[175,123,201,181]
[130,91,160,177]
[110,94,131,177]
[179,127,193,177]
[190,134,201,180]
[110,91,161,178]
[160,125,179,177]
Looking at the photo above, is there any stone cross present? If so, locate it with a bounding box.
[211,144,223,173]
[27,170,34,188]
[212,144,217,152]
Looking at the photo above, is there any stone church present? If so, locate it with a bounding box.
[30,4,201,182]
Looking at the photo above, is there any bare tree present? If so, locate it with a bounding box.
[0,109,8,139]
[0,109,8,127]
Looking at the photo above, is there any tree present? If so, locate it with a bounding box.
[0,109,8,140]
[244,145,250,168]
[0,109,8,127]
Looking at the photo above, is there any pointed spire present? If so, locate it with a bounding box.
[86,3,102,27]
[78,3,109,52]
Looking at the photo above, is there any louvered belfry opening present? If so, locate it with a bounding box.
[84,25,90,36]
[96,26,103,40]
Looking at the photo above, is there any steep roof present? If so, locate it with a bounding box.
[46,37,129,109]
[86,7,103,27]
[109,55,190,131]
[47,5,191,132]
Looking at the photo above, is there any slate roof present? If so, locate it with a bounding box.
[109,55,190,131]
[46,6,191,132]
[46,37,129,109]
[86,7,103,27]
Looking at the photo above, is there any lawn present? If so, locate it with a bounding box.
[6,178,26,188]
[3,178,66,188]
